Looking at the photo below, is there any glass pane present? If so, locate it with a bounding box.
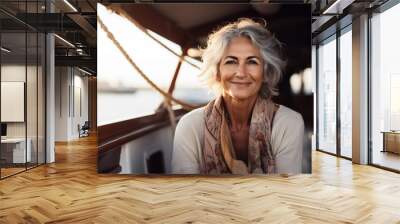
[317,37,337,154]
[312,45,317,151]
[371,3,400,171]
[27,31,38,169]
[97,4,181,125]
[38,33,45,164]
[1,31,27,177]
[340,29,352,158]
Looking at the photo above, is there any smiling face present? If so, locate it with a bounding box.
[218,36,264,101]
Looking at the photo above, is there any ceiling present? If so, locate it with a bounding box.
[0,0,98,73]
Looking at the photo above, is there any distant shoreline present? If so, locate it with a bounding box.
[98,88,137,94]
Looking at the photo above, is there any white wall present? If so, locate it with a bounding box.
[72,73,89,138]
[55,66,69,141]
[1,63,46,163]
[1,65,38,137]
[1,66,26,135]
[55,67,89,141]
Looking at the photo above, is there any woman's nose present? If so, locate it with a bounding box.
[235,63,247,77]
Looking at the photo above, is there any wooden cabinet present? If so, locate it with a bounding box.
[382,132,400,154]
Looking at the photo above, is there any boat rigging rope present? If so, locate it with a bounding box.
[107,5,201,70]
[97,15,198,111]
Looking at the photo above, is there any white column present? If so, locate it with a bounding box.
[45,0,55,163]
[46,33,55,163]
[352,14,369,164]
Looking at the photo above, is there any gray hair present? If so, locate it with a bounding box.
[199,18,286,98]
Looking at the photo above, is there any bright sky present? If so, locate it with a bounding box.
[380,4,400,115]
[97,4,205,89]
[379,2,400,73]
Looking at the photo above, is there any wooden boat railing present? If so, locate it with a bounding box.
[97,108,188,173]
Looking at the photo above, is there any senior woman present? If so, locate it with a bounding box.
[171,18,304,174]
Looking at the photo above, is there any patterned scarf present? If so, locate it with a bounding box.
[201,95,278,174]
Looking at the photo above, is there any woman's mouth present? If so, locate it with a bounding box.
[231,81,251,86]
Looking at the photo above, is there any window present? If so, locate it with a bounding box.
[370,2,400,171]
[317,36,337,154]
[339,27,352,158]
[0,1,46,179]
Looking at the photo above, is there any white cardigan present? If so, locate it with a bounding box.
[171,105,305,174]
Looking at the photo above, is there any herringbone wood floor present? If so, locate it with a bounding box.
[1,135,400,223]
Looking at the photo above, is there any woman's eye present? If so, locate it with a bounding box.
[224,60,236,65]
[247,60,259,65]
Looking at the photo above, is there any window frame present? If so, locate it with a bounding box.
[315,21,353,161]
